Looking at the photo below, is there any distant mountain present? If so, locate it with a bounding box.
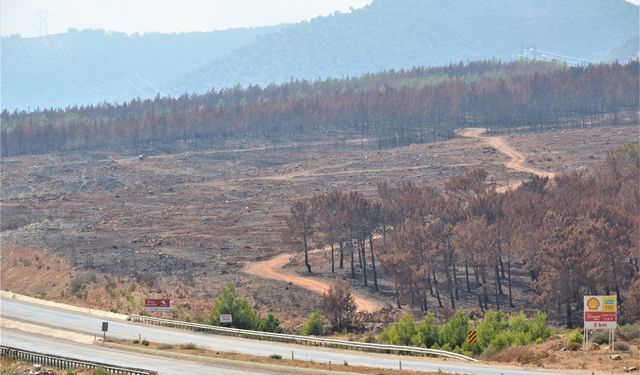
[174,0,638,95]
[2,0,638,110]
[1,26,283,110]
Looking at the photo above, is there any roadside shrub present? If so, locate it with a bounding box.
[528,312,553,341]
[209,284,260,330]
[94,368,108,375]
[475,311,552,355]
[269,354,283,360]
[302,310,326,335]
[475,311,509,348]
[590,330,610,345]
[412,313,440,348]
[364,334,377,343]
[141,339,149,346]
[566,329,583,350]
[616,324,640,341]
[439,310,469,349]
[378,314,416,346]
[259,313,283,333]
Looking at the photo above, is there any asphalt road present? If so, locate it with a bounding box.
[0,329,270,375]
[0,297,583,375]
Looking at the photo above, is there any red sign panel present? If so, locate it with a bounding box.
[144,298,170,312]
[584,312,616,322]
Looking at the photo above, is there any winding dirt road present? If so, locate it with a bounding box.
[243,250,383,312]
[244,129,554,312]
[460,128,556,191]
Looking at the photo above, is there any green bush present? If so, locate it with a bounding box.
[616,324,640,341]
[378,314,416,346]
[439,310,469,349]
[302,310,325,335]
[259,313,283,333]
[566,329,583,350]
[412,313,440,348]
[141,339,149,346]
[94,368,109,375]
[209,284,260,330]
[475,311,552,355]
[475,311,509,348]
[379,310,554,357]
[590,330,610,345]
[528,312,553,341]
[269,354,283,359]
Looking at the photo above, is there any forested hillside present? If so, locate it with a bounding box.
[2,0,637,110]
[174,0,639,94]
[0,26,283,110]
[284,145,640,327]
[2,60,638,157]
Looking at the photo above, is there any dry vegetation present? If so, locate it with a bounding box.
[1,125,637,327]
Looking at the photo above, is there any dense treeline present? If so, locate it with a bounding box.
[284,144,640,327]
[2,60,638,156]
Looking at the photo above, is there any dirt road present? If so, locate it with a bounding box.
[243,251,383,313]
[460,128,556,191]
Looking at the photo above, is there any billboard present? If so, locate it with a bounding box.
[144,298,171,313]
[584,295,616,329]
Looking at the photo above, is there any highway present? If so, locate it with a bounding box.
[1,329,268,375]
[0,297,583,375]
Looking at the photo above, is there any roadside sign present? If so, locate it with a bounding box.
[220,314,233,324]
[101,321,108,341]
[584,296,617,329]
[144,298,171,313]
[467,330,477,344]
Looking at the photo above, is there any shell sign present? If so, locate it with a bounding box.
[584,295,617,329]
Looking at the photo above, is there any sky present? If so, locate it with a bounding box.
[1,0,373,38]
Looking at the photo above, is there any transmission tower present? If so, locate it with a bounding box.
[38,9,49,36]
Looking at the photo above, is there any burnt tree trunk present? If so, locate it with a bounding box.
[361,240,368,287]
[369,234,379,291]
[433,272,443,308]
[508,256,514,308]
[331,244,335,273]
[465,260,471,292]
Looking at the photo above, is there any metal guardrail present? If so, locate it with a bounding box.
[0,346,158,375]
[129,315,477,362]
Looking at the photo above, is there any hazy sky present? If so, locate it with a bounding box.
[1,0,373,37]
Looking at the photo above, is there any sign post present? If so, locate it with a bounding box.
[583,296,617,351]
[144,298,171,313]
[101,321,108,341]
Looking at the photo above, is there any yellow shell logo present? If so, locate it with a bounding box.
[587,297,600,310]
